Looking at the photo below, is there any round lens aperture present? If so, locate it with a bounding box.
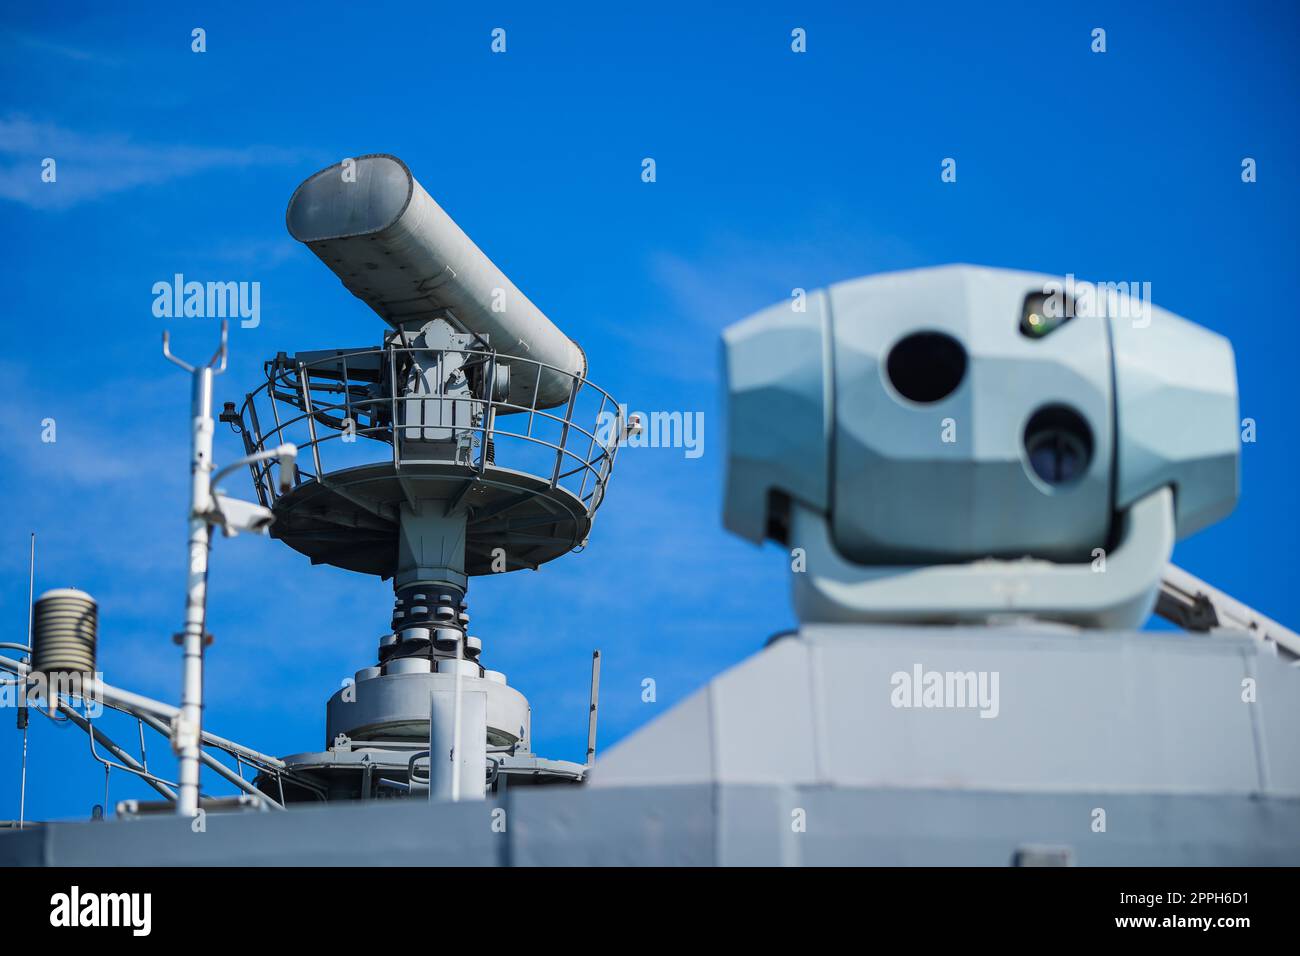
[1023,405,1094,488]
[885,331,968,404]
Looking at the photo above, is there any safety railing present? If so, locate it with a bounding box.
[226,345,624,518]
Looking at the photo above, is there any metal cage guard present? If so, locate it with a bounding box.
[230,344,623,528]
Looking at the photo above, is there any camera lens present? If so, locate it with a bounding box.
[1020,290,1074,339]
[1023,405,1093,487]
[885,331,967,404]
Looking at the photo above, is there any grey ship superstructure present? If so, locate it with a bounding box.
[2,155,1297,866]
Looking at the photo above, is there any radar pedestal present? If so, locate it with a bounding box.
[230,332,618,801]
[224,156,620,802]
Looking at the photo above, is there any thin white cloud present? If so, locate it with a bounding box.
[204,237,301,268]
[0,115,305,210]
[10,31,123,67]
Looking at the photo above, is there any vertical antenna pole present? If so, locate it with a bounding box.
[17,532,34,829]
[176,364,215,816]
[586,649,601,766]
[163,321,226,818]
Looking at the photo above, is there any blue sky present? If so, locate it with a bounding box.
[1,2,1297,820]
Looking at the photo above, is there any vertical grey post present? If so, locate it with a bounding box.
[429,680,486,802]
[176,364,215,817]
[586,649,601,765]
[162,321,227,818]
[450,639,464,800]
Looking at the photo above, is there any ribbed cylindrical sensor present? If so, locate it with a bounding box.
[286,154,586,410]
[31,588,97,676]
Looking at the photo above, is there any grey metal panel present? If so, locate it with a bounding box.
[710,636,819,785]
[15,800,501,867]
[715,784,803,866]
[0,826,47,866]
[721,289,831,543]
[593,624,1296,797]
[6,784,1297,866]
[1253,647,1300,794]
[761,787,1300,866]
[1111,301,1239,537]
[588,687,715,788]
[506,784,715,867]
[807,625,1263,794]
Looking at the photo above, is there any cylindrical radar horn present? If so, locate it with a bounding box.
[286,154,586,410]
